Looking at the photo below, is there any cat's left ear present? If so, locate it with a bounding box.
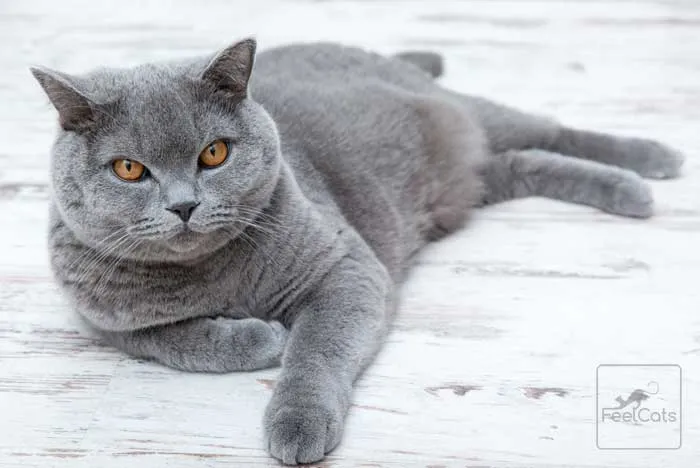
[201,38,256,98]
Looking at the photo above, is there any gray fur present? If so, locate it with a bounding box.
[32,40,684,465]
[481,149,655,218]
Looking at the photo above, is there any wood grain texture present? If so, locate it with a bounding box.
[0,0,698,466]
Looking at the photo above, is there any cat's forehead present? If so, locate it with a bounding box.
[86,63,233,161]
[83,62,199,107]
[121,73,194,148]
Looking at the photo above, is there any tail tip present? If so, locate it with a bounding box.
[394,51,444,78]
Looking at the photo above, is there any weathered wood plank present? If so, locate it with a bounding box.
[1,0,698,467]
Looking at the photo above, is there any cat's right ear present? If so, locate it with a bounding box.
[30,66,97,132]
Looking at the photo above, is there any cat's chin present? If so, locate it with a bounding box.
[164,228,210,253]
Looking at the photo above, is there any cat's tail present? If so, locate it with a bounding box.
[393,51,444,78]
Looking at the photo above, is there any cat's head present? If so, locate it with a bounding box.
[33,39,282,262]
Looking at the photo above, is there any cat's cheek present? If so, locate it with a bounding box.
[199,168,247,204]
[89,179,153,221]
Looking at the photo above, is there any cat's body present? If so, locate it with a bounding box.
[254,44,489,278]
[34,41,683,465]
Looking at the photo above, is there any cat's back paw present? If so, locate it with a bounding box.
[608,172,654,218]
[628,139,685,179]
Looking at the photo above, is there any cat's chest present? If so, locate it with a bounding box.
[130,248,279,322]
[54,242,252,330]
[59,231,341,331]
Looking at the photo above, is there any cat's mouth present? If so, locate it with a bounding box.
[163,225,207,252]
[136,221,233,256]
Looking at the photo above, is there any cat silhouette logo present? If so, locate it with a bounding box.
[596,365,681,449]
[613,382,657,409]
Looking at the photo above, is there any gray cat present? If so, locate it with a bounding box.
[32,39,683,465]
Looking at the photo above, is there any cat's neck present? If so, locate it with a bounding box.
[240,163,343,273]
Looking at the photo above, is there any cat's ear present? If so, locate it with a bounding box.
[201,38,256,98]
[30,66,97,132]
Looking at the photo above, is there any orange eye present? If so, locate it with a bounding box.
[199,140,229,168]
[112,159,146,181]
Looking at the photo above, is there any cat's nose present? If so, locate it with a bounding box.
[166,201,200,222]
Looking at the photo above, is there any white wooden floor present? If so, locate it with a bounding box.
[1,1,698,467]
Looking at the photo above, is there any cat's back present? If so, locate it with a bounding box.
[250,43,446,168]
[250,43,439,147]
[250,43,445,193]
[250,43,454,205]
[253,42,435,92]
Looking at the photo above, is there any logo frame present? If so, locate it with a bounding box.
[596,363,682,450]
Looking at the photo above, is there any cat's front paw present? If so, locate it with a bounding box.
[625,138,685,179]
[264,394,344,465]
[206,317,288,371]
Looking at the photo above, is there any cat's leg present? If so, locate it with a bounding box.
[547,126,684,179]
[458,94,684,179]
[393,51,444,78]
[96,317,288,372]
[264,244,391,465]
[481,149,654,218]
